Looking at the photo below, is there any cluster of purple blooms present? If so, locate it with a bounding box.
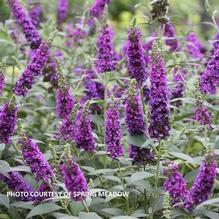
[57,0,69,26]
[0,101,18,144]
[170,67,187,106]
[199,46,219,95]
[89,0,112,19]
[13,41,49,96]
[195,106,211,126]
[164,152,217,211]
[163,22,178,52]
[65,23,86,47]
[55,86,74,119]
[186,32,205,59]
[148,42,170,139]
[0,70,5,95]
[29,2,42,28]
[42,50,63,89]
[83,69,104,101]
[95,24,116,73]
[74,103,96,152]
[1,172,35,201]
[60,159,88,201]
[125,27,147,86]
[124,81,155,164]
[163,162,187,206]
[105,101,124,159]
[19,134,55,182]
[143,32,157,65]
[8,0,41,48]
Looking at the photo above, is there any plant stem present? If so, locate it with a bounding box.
[151,141,161,219]
[118,161,130,215]
[143,165,147,217]
[82,200,90,213]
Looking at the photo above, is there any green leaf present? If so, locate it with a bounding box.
[79,212,102,219]
[0,160,10,175]
[169,152,197,164]
[215,136,219,149]
[101,208,123,216]
[204,211,219,219]
[127,134,148,147]
[10,165,30,173]
[69,200,84,216]
[102,176,121,183]
[111,216,137,219]
[196,198,219,208]
[0,194,9,208]
[52,212,78,219]
[0,214,10,219]
[26,203,61,218]
[11,201,33,209]
[130,171,153,182]
[0,144,5,151]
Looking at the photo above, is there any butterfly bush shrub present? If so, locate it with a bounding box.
[0,0,219,218]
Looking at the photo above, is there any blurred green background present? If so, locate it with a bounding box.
[0,0,219,42]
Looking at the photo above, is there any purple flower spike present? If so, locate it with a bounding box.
[60,159,88,201]
[125,81,146,135]
[211,33,219,55]
[75,102,96,152]
[126,27,147,86]
[163,162,187,206]
[195,106,211,126]
[19,134,55,182]
[95,24,116,73]
[199,47,219,95]
[129,145,155,165]
[13,41,49,96]
[56,104,79,142]
[186,32,205,59]
[143,32,157,65]
[34,182,53,204]
[0,100,18,144]
[184,152,217,211]
[170,67,187,106]
[8,0,41,48]
[105,100,124,159]
[55,87,74,119]
[163,22,178,52]
[89,0,112,19]
[148,41,170,139]
[83,69,104,100]
[2,172,34,201]
[0,70,5,95]
[57,0,68,26]
[29,2,42,28]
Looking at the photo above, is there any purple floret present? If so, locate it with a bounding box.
[57,0,68,25]
[19,134,55,182]
[8,0,41,48]
[60,159,88,201]
[55,87,74,119]
[126,27,147,86]
[148,42,170,139]
[105,101,124,159]
[74,107,96,152]
[95,24,116,73]
[163,162,187,206]
[184,152,217,211]
[0,102,18,144]
[163,22,178,52]
[13,41,49,96]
